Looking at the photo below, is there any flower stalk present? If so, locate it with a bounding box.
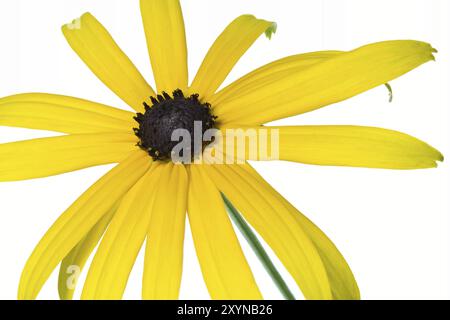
[222,193,296,300]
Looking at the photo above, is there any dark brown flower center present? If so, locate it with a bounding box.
[133,89,217,161]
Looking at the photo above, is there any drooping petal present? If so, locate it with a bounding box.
[187,165,262,300]
[243,165,360,300]
[0,93,135,134]
[81,162,162,300]
[62,13,155,112]
[0,133,138,181]
[242,163,360,300]
[211,51,342,107]
[207,165,358,299]
[140,0,188,93]
[213,40,436,124]
[58,202,119,300]
[190,15,276,100]
[142,163,188,299]
[18,151,151,300]
[217,125,443,169]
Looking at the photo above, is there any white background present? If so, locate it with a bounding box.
[0,0,449,300]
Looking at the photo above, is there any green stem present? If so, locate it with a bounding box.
[222,193,296,300]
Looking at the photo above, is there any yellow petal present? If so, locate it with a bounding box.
[242,163,360,300]
[187,165,262,300]
[204,164,333,300]
[140,0,188,93]
[277,125,443,169]
[58,201,119,300]
[18,151,151,300]
[62,13,155,112]
[190,15,276,99]
[0,93,135,134]
[219,125,443,169]
[214,40,436,124]
[214,125,444,169]
[211,51,342,107]
[81,162,162,300]
[143,163,188,299]
[0,133,138,181]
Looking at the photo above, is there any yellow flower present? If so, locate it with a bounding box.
[0,0,443,300]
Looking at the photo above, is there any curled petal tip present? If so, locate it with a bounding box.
[265,22,277,40]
